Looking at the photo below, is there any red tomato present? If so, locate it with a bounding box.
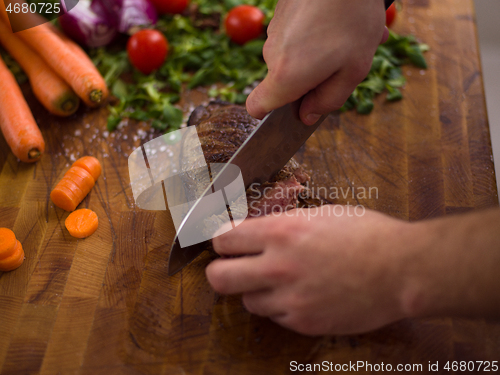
[225,5,265,45]
[149,0,189,15]
[127,29,169,75]
[386,3,397,27]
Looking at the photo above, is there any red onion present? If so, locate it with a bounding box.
[91,0,158,35]
[59,0,117,47]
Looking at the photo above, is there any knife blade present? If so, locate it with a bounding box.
[167,99,327,275]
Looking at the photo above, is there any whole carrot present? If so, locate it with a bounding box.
[14,23,108,108]
[51,156,101,211]
[0,55,45,163]
[0,19,79,117]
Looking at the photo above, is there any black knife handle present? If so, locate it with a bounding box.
[385,0,394,10]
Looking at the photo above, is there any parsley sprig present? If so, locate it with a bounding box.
[342,31,429,114]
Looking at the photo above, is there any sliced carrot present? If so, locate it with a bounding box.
[65,209,99,239]
[12,21,108,107]
[51,156,101,211]
[73,156,102,181]
[0,19,79,117]
[0,55,45,163]
[65,167,95,192]
[59,176,87,201]
[0,240,25,271]
[50,184,81,212]
[0,227,25,272]
[0,228,17,260]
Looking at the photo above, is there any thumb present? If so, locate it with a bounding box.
[246,74,302,120]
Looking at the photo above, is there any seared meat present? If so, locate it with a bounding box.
[183,101,309,218]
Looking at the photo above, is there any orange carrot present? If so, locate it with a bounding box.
[0,228,16,258]
[65,166,96,193]
[47,23,101,71]
[51,156,101,211]
[0,19,79,117]
[0,55,45,163]
[13,22,108,107]
[65,209,99,239]
[0,228,25,272]
[73,156,102,181]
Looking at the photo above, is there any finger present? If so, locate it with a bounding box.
[205,256,272,294]
[242,289,286,317]
[246,73,303,120]
[380,26,389,44]
[212,215,282,257]
[299,65,370,125]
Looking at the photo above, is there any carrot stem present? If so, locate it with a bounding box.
[4,9,109,108]
[0,18,80,117]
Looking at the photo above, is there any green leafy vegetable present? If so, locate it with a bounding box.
[89,1,428,131]
[341,30,429,114]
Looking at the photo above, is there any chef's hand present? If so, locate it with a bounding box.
[246,0,389,125]
[206,207,412,335]
[206,207,500,336]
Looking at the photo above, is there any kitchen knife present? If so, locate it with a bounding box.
[167,99,327,276]
[167,0,395,276]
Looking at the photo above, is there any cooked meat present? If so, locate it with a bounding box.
[182,101,310,221]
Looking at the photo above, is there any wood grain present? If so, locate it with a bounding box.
[0,0,499,373]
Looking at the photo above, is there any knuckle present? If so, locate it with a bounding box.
[261,263,289,283]
[267,57,294,87]
[267,220,299,244]
[350,58,373,83]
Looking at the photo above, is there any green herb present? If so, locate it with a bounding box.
[1,49,27,84]
[91,0,277,131]
[342,30,429,114]
[90,1,428,131]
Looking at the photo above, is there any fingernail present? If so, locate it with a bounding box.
[306,113,321,125]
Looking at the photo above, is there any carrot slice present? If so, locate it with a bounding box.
[12,21,108,107]
[50,184,81,212]
[51,157,101,211]
[0,228,17,260]
[0,240,25,272]
[73,156,102,181]
[0,19,79,117]
[65,209,99,239]
[0,55,45,163]
[65,167,95,193]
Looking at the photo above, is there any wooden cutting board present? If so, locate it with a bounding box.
[0,0,499,374]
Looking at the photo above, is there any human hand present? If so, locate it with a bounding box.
[206,206,414,336]
[246,0,389,125]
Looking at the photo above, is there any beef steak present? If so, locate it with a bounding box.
[183,101,310,219]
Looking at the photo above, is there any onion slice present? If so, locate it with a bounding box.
[59,0,117,47]
[91,0,158,35]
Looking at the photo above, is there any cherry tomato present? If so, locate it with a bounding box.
[127,29,169,75]
[225,5,265,45]
[386,3,397,27]
[149,0,189,15]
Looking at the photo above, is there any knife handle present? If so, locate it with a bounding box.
[385,0,394,10]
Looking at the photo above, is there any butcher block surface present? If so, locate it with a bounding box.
[0,0,499,374]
